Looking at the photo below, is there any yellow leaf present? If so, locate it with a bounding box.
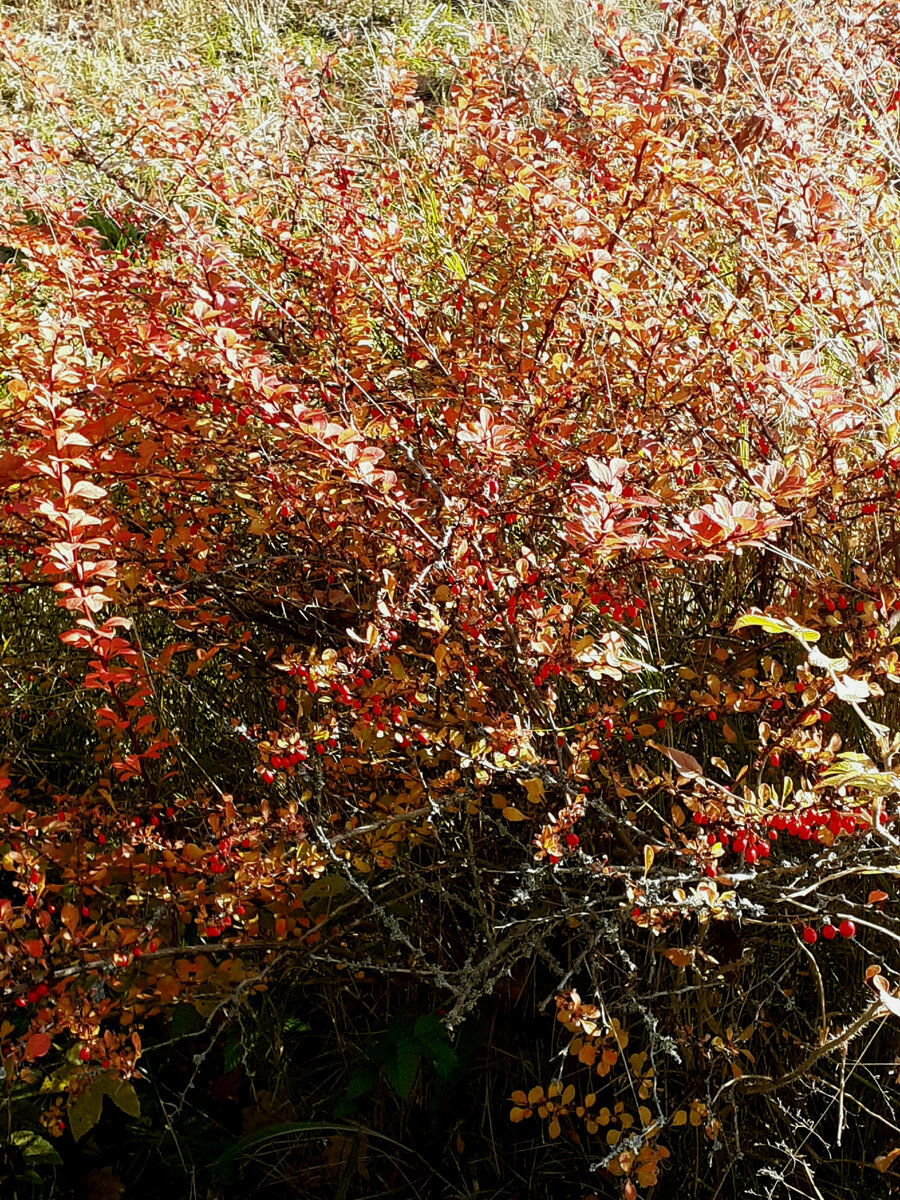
[510,1107,527,1123]
[523,778,545,805]
[561,1084,575,1105]
[503,807,527,822]
[672,1109,687,1126]
[528,1086,544,1105]
[510,1090,528,1105]
[434,643,448,681]
[548,1116,561,1139]
[643,844,655,877]
[386,655,407,681]
[606,1129,621,1146]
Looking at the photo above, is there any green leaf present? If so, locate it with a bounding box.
[412,1013,447,1049]
[170,1003,203,1039]
[818,753,900,796]
[344,1062,378,1100]
[384,1040,420,1099]
[67,1075,140,1142]
[106,1078,140,1119]
[283,1016,312,1034]
[10,1130,62,1164]
[426,1041,459,1079]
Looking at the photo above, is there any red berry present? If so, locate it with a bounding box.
[707,710,717,721]
[770,752,780,767]
[822,923,836,940]
[277,697,286,713]
[565,833,580,848]
[802,926,817,944]
[838,919,856,939]
[79,1047,90,1062]
[81,906,90,919]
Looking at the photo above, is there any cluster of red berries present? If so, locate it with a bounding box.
[14,981,49,1007]
[595,595,646,623]
[693,814,771,869]
[200,914,234,939]
[534,659,565,687]
[802,919,856,944]
[694,806,882,876]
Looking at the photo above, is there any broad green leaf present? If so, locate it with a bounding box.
[10,1130,62,1164]
[68,1075,141,1142]
[385,1039,420,1099]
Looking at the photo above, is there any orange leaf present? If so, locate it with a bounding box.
[876,1148,900,1173]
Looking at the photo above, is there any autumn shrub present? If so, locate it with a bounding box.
[3,0,900,1195]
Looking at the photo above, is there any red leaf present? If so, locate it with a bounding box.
[25,1032,51,1060]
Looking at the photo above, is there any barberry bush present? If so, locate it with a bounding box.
[2,0,900,1195]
